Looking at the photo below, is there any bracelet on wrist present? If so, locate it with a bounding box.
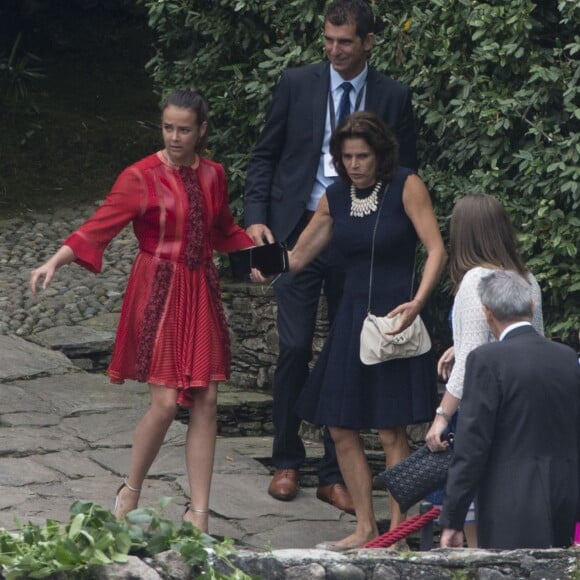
[435,405,451,423]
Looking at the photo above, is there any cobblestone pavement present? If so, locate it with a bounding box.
[0,206,135,337]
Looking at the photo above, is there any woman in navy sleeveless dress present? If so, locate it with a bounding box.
[286,112,447,551]
[296,168,437,430]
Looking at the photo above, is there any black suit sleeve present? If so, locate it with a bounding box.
[394,87,418,171]
[243,72,291,228]
[439,350,500,530]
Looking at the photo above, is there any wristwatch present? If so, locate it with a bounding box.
[435,406,451,422]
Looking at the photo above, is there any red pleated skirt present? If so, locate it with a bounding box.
[108,251,229,406]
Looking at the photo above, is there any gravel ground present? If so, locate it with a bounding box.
[0,204,136,337]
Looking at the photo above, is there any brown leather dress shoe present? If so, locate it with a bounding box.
[268,469,299,501]
[316,483,355,515]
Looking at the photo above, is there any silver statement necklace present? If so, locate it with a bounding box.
[350,180,383,217]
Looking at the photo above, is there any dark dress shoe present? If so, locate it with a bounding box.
[316,483,355,515]
[268,469,299,501]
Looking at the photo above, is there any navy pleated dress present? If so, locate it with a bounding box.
[296,167,437,430]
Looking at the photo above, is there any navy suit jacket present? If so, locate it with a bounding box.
[244,61,417,242]
[439,325,580,548]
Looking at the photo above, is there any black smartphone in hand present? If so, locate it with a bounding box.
[229,242,289,281]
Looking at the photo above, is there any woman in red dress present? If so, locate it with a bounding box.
[30,88,253,532]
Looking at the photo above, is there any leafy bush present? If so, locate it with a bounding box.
[0,499,253,579]
[137,0,326,216]
[0,32,44,111]
[138,0,579,346]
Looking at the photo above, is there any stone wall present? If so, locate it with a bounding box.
[77,547,580,579]
[224,548,579,579]
[218,281,329,392]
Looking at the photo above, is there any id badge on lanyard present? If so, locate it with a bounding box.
[325,83,365,178]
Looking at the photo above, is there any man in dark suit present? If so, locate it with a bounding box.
[244,0,417,511]
[439,270,580,549]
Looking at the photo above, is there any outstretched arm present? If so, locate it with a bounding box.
[288,194,333,273]
[30,245,76,297]
[387,174,447,333]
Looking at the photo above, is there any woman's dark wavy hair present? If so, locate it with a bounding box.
[161,87,209,154]
[449,194,529,293]
[329,111,399,184]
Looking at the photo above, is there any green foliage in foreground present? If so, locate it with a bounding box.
[0,499,253,580]
[138,0,579,346]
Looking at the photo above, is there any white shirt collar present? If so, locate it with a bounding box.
[499,321,532,341]
[330,63,368,93]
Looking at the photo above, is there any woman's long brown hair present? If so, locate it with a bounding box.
[448,194,528,293]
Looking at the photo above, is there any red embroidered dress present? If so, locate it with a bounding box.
[64,152,253,406]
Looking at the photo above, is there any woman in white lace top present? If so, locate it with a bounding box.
[425,194,544,545]
[444,266,543,400]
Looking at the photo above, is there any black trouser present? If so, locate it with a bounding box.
[271,228,345,485]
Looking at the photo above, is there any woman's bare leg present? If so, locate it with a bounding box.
[115,384,179,518]
[182,381,218,533]
[326,426,378,548]
[378,426,410,531]
[464,522,478,547]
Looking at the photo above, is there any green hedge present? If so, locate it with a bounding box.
[138,0,579,346]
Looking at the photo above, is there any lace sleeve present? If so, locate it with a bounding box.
[445,268,495,399]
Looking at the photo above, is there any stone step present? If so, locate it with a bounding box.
[177,389,274,438]
[24,321,429,490]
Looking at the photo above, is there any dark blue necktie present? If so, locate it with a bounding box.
[337,81,353,126]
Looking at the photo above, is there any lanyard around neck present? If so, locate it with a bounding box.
[328,81,366,132]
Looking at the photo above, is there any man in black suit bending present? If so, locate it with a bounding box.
[440,270,579,549]
[244,0,417,511]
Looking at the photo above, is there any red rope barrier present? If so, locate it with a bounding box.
[363,506,441,549]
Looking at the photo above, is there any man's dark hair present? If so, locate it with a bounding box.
[325,0,376,39]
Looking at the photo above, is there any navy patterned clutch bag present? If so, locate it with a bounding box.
[380,434,454,512]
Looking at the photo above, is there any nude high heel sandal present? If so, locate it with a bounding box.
[113,478,142,519]
[183,502,210,532]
